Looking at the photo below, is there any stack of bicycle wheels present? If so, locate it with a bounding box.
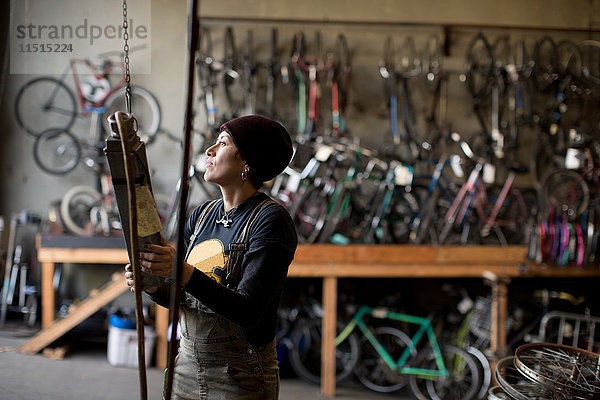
[489,343,600,399]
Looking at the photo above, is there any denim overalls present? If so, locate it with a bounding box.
[169,199,279,400]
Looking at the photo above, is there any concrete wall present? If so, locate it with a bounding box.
[1,0,599,216]
[1,0,599,300]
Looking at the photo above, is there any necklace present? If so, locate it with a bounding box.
[216,206,234,228]
[215,192,260,228]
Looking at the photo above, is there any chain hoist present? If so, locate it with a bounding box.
[122,0,132,114]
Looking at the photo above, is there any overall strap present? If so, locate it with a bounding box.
[226,198,277,288]
[183,199,219,261]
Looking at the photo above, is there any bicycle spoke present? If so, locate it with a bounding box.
[514,343,600,398]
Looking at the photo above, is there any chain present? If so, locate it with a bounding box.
[122,0,132,114]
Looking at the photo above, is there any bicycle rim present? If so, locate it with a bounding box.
[408,344,480,400]
[487,385,512,400]
[293,185,330,243]
[388,190,419,244]
[23,293,38,328]
[60,186,102,237]
[514,343,600,398]
[539,169,590,218]
[495,356,559,400]
[424,345,481,400]
[319,189,352,243]
[33,128,81,175]
[465,33,494,99]
[102,86,161,144]
[466,345,492,400]
[289,318,360,385]
[354,327,415,393]
[15,77,77,137]
[534,36,559,93]
[479,186,528,245]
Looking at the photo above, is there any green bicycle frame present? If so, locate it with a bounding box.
[335,306,449,379]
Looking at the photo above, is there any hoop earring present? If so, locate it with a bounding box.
[241,169,248,181]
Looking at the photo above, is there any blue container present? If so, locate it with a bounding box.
[109,313,136,330]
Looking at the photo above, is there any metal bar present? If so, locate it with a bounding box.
[164,0,200,398]
[114,111,148,400]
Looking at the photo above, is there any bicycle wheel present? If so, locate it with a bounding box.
[23,292,38,328]
[514,343,600,399]
[102,86,161,144]
[289,318,360,385]
[533,36,559,93]
[494,356,557,400]
[354,327,415,393]
[465,33,494,100]
[33,128,81,175]
[466,345,492,400]
[539,169,589,219]
[292,185,330,243]
[319,188,353,244]
[387,189,419,244]
[478,186,528,246]
[487,385,512,400]
[580,40,600,88]
[408,344,481,400]
[15,77,77,137]
[60,186,102,237]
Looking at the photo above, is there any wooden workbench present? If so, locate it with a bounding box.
[36,236,600,397]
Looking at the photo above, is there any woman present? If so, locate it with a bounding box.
[125,115,298,399]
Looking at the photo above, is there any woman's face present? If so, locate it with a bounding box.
[204,131,246,187]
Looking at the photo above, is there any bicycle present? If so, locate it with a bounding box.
[290,302,482,399]
[14,48,161,143]
[437,140,528,246]
[379,35,421,164]
[495,343,600,399]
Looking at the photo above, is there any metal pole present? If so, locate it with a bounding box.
[164,0,200,398]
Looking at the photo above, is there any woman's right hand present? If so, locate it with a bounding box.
[124,264,136,293]
[124,264,159,293]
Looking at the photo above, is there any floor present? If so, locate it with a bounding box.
[0,323,409,400]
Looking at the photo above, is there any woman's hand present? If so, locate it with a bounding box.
[124,236,195,291]
[139,237,176,279]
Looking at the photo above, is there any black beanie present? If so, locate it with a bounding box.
[220,115,293,184]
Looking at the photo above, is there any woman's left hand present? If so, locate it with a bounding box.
[139,236,176,279]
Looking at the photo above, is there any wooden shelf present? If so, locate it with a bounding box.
[34,236,600,397]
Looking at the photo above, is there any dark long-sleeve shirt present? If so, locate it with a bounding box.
[148,192,297,346]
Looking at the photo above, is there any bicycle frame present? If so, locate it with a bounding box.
[66,57,126,111]
[336,306,449,379]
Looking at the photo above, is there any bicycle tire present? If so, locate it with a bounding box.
[494,356,557,400]
[514,342,600,398]
[557,40,583,85]
[23,293,38,328]
[15,76,77,137]
[292,184,330,244]
[487,385,512,400]
[60,185,102,237]
[580,40,600,86]
[423,35,442,93]
[538,169,590,219]
[319,188,353,243]
[465,33,494,100]
[102,85,161,145]
[529,128,563,191]
[354,326,415,393]
[33,128,81,175]
[478,186,528,246]
[408,344,481,400]
[387,189,419,244]
[533,36,559,93]
[289,318,360,385]
[465,345,492,400]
